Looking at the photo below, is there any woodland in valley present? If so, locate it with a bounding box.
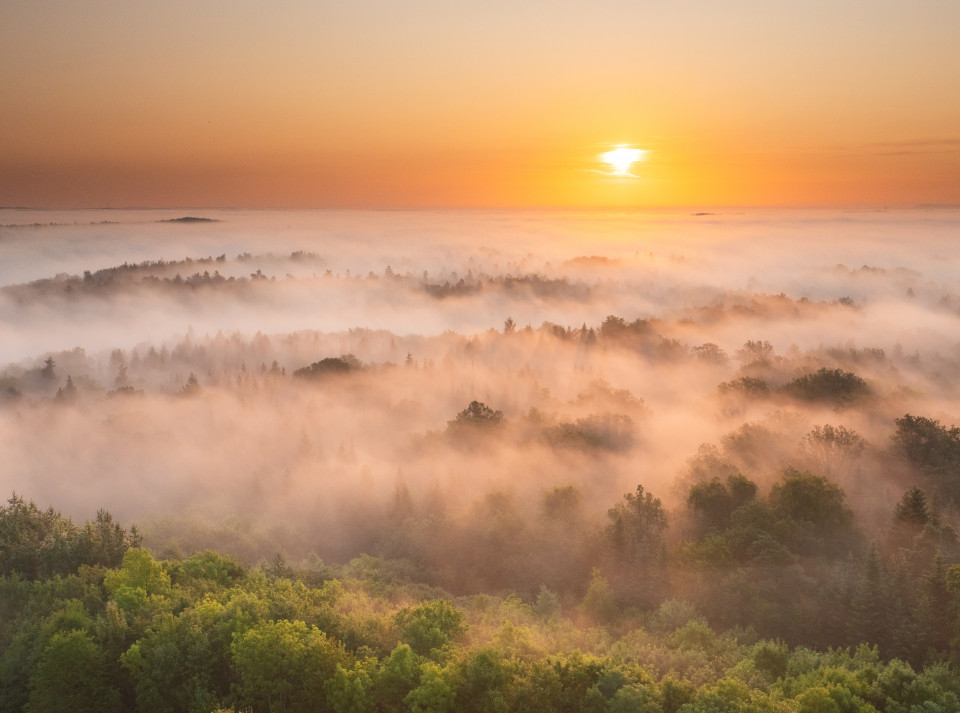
[3,209,960,712]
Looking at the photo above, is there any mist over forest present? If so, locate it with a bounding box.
[4,208,960,712]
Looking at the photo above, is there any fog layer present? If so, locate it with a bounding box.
[2,208,959,573]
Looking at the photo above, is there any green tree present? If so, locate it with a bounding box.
[800,424,867,477]
[0,497,136,579]
[454,649,512,713]
[605,485,668,606]
[327,659,377,713]
[76,509,130,569]
[607,485,667,562]
[768,469,857,558]
[231,619,347,713]
[375,643,421,713]
[120,604,233,713]
[395,600,466,656]
[449,401,504,429]
[893,415,960,505]
[404,662,455,713]
[533,586,562,622]
[578,569,619,625]
[781,368,870,406]
[917,555,953,656]
[893,415,960,474]
[26,631,121,713]
[889,486,931,552]
[687,475,757,536]
[848,545,890,652]
[104,548,173,614]
[716,376,769,398]
[0,495,75,579]
[168,550,245,594]
[40,356,55,380]
[896,486,930,529]
[735,340,775,364]
[294,354,363,379]
[541,413,636,451]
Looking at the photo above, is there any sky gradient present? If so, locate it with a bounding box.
[2,0,959,208]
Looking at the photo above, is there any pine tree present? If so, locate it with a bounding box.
[849,544,891,654]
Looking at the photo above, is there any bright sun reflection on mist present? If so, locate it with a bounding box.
[600,146,645,176]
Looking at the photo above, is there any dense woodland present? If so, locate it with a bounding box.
[4,211,960,711]
[2,475,960,713]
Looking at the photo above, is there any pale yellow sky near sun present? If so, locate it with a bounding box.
[1,0,958,207]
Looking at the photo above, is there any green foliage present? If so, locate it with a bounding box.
[893,415,960,505]
[449,401,504,429]
[104,548,173,613]
[541,413,636,451]
[735,340,775,363]
[752,640,789,682]
[795,685,841,713]
[395,600,466,656]
[720,422,785,472]
[534,585,563,621]
[685,444,742,484]
[26,630,121,713]
[230,619,347,713]
[541,486,583,523]
[454,648,513,713]
[893,415,960,473]
[405,661,455,713]
[4,478,960,713]
[649,599,702,635]
[895,486,930,529]
[327,659,377,713]
[169,550,245,593]
[717,376,770,397]
[600,315,651,344]
[687,475,757,536]
[608,683,662,713]
[376,643,421,712]
[294,354,363,378]
[0,495,135,579]
[606,485,669,606]
[691,342,729,365]
[120,604,232,713]
[768,469,857,558]
[780,368,870,406]
[579,569,619,625]
[801,424,866,460]
[607,485,668,563]
[0,620,43,713]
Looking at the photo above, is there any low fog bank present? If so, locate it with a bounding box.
[2,208,960,366]
[1,318,957,563]
[2,208,960,580]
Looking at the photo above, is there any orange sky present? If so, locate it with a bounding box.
[2,1,959,208]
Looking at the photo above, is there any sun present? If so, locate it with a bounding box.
[600,146,645,176]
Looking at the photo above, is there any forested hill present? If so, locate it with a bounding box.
[2,487,960,713]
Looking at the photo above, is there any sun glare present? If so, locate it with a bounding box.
[601,146,645,176]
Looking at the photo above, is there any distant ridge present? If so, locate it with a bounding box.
[160,216,219,223]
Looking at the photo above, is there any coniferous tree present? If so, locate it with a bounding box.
[849,545,891,654]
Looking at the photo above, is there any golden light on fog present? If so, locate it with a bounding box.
[600,146,645,176]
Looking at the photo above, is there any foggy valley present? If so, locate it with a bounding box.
[4,208,960,711]
[5,0,960,708]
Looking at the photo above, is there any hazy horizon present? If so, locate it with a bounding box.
[3,1,959,209]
